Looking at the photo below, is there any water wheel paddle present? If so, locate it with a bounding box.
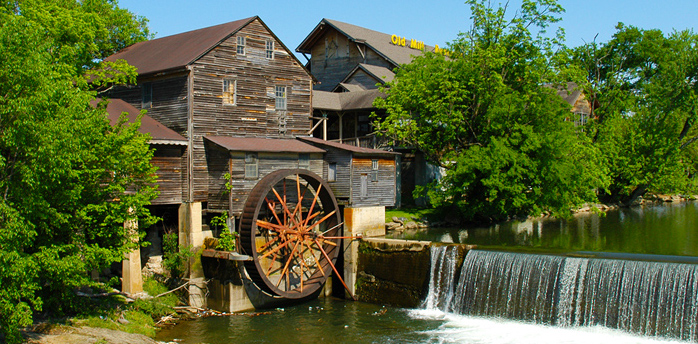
[239,169,349,299]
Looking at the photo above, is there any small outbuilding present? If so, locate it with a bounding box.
[203,136,325,216]
[298,137,399,208]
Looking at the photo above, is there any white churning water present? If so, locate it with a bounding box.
[420,246,698,343]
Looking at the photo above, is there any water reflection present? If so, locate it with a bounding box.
[390,202,698,256]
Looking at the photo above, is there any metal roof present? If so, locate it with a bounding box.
[313,89,386,111]
[297,137,399,157]
[94,98,188,145]
[205,136,325,153]
[105,17,254,76]
[297,18,434,67]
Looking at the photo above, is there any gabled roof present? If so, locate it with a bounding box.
[313,89,386,111]
[94,98,188,145]
[205,136,325,154]
[104,16,310,78]
[298,137,399,157]
[332,63,395,92]
[297,18,433,67]
[105,17,255,75]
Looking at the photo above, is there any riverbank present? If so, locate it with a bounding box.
[385,193,698,232]
[22,325,163,344]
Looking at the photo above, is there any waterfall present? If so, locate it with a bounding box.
[424,248,698,341]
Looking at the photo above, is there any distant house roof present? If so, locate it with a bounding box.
[205,136,325,154]
[550,82,593,114]
[313,89,386,111]
[104,16,309,78]
[296,18,433,67]
[297,136,399,157]
[332,64,395,92]
[94,98,187,145]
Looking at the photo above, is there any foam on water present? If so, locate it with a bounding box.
[408,310,690,344]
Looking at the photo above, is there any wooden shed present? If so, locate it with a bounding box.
[298,137,399,208]
[99,98,188,205]
[204,136,325,215]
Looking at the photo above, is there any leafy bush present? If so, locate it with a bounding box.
[162,231,195,281]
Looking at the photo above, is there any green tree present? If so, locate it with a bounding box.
[375,0,607,222]
[574,25,698,204]
[0,1,154,342]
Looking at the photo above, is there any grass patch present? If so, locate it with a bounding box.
[385,208,440,223]
[70,277,178,338]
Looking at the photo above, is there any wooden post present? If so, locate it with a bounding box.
[122,210,143,294]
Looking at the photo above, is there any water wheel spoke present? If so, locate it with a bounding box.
[256,219,301,235]
[314,238,355,300]
[265,198,285,226]
[259,237,293,260]
[303,240,325,277]
[271,186,296,228]
[303,184,323,228]
[256,234,281,253]
[265,252,282,277]
[306,209,337,233]
[276,238,302,288]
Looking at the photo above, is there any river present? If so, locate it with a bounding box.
[156,202,698,343]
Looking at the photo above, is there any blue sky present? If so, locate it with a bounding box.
[118,0,697,60]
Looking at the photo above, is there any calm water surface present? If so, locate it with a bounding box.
[390,202,698,256]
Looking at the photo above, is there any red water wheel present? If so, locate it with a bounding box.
[239,169,346,299]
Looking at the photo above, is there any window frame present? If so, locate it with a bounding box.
[142,82,152,109]
[223,79,237,106]
[298,153,309,169]
[371,159,379,182]
[328,162,337,182]
[244,152,258,179]
[265,40,274,59]
[237,36,246,55]
[275,86,287,111]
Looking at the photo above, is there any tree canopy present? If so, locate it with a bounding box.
[375,0,608,222]
[0,1,155,342]
[573,25,698,204]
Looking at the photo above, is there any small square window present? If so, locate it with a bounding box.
[275,86,287,110]
[223,79,236,105]
[245,153,258,179]
[299,153,309,169]
[328,163,337,182]
[237,36,246,55]
[266,40,274,59]
[142,83,152,109]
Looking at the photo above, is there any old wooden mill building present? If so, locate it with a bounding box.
[102,16,406,308]
[103,15,593,309]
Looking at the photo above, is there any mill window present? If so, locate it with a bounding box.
[223,79,236,105]
[142,82,152,109]
[275,86,287,110]
[245,153,258,179]
[266,40,274,59]
[237,36,246,55]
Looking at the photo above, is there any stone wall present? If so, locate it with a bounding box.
[355,238,432,308]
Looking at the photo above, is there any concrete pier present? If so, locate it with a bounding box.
[122,213,143,294]
[179,202,206,308]
[343,206,386,298]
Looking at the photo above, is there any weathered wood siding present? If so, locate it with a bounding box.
[150,145,186,205]
[310,28,393,92]
[209,151,324,215]
[108,74,189,136]
[190,18,313,205]
[351,157,396,207]
[321,148,353,204]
